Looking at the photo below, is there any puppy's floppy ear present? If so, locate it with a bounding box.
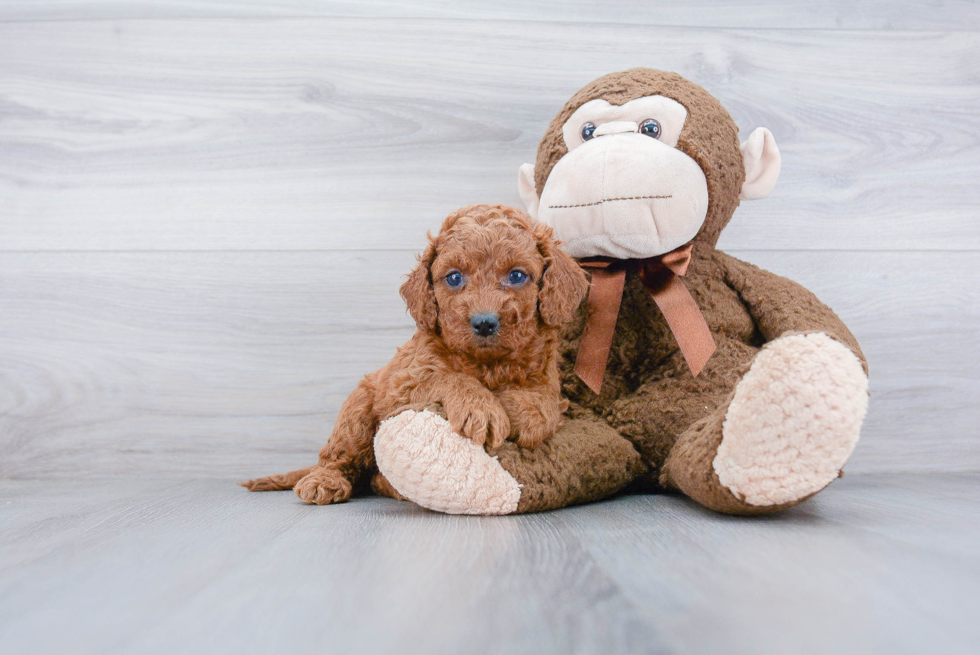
[536,226,589,327]
[400,238,438,331]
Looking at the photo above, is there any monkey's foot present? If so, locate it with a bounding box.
[714,332,868,506]
[374,410,522,515]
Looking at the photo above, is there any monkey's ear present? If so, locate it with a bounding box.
[739,127,781,201]
[400,240,438,331]
[518,163,540,218]
[537,231,588,327]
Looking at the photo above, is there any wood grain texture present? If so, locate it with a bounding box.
[1,250,976,479]
[0,250,418,479]
[1,20,978,251]
[0,0,977,30]
[2,6,977,652]
[1,5,977,482]
[1,473,979,654]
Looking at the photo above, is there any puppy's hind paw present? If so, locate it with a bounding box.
[294,467,353,505]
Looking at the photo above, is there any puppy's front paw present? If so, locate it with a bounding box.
[484,401,511,448]
[514,414,557,449]
[294,467,353,505]
[498,389,561,449]
[447,397,511,448]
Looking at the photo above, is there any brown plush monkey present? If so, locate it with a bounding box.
[375,69,869,515]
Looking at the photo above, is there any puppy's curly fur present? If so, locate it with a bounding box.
[241,204,588,505]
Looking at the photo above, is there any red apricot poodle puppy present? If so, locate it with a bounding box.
[241,203,588,505]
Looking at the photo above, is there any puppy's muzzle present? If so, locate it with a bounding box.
[470,313,500,338]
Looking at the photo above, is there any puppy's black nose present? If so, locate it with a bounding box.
[470,313,500,338]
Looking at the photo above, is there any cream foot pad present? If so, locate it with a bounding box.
[375,410,521,515]
[715,333,869,506]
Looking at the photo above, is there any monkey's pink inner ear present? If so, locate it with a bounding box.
[739,127,781,201]
[517,163,540,218]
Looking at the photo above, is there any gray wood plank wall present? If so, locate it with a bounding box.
[2,2,978,479]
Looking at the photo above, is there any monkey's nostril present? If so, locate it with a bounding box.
[470,313,500,338]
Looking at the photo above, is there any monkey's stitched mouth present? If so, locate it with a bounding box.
[548,194,672,210]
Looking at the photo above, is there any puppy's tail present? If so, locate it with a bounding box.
[239,466,313,492]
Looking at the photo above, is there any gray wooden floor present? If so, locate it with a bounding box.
[2,473,979,655]
[2,1,979,653]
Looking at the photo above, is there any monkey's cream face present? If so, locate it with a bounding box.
[528,95,709,260]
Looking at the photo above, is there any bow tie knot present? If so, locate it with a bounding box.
[574,243,716,394]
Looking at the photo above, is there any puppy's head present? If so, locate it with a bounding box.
[400,204,588,360]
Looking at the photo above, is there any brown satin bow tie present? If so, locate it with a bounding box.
[574,243,717,394]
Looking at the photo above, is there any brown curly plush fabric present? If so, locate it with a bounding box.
[491,68,869,515]
[556,249,864,512]
[495,417,647,513]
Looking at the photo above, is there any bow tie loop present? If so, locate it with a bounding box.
[573,243,716,394]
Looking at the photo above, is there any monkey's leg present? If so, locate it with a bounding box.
[661,333,868,514]
[373,410,645,515]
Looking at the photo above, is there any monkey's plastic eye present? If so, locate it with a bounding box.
[445,271,464,288]
[640,119,661,139]
[581,123,597,141]
[506,269,528,286]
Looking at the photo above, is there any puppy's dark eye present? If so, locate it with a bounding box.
[506,269,528,286]
[445,271,464,288]
[581,122,597,141]
[640,118,661,139]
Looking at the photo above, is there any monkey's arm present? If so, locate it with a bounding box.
[716,250,867,373]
